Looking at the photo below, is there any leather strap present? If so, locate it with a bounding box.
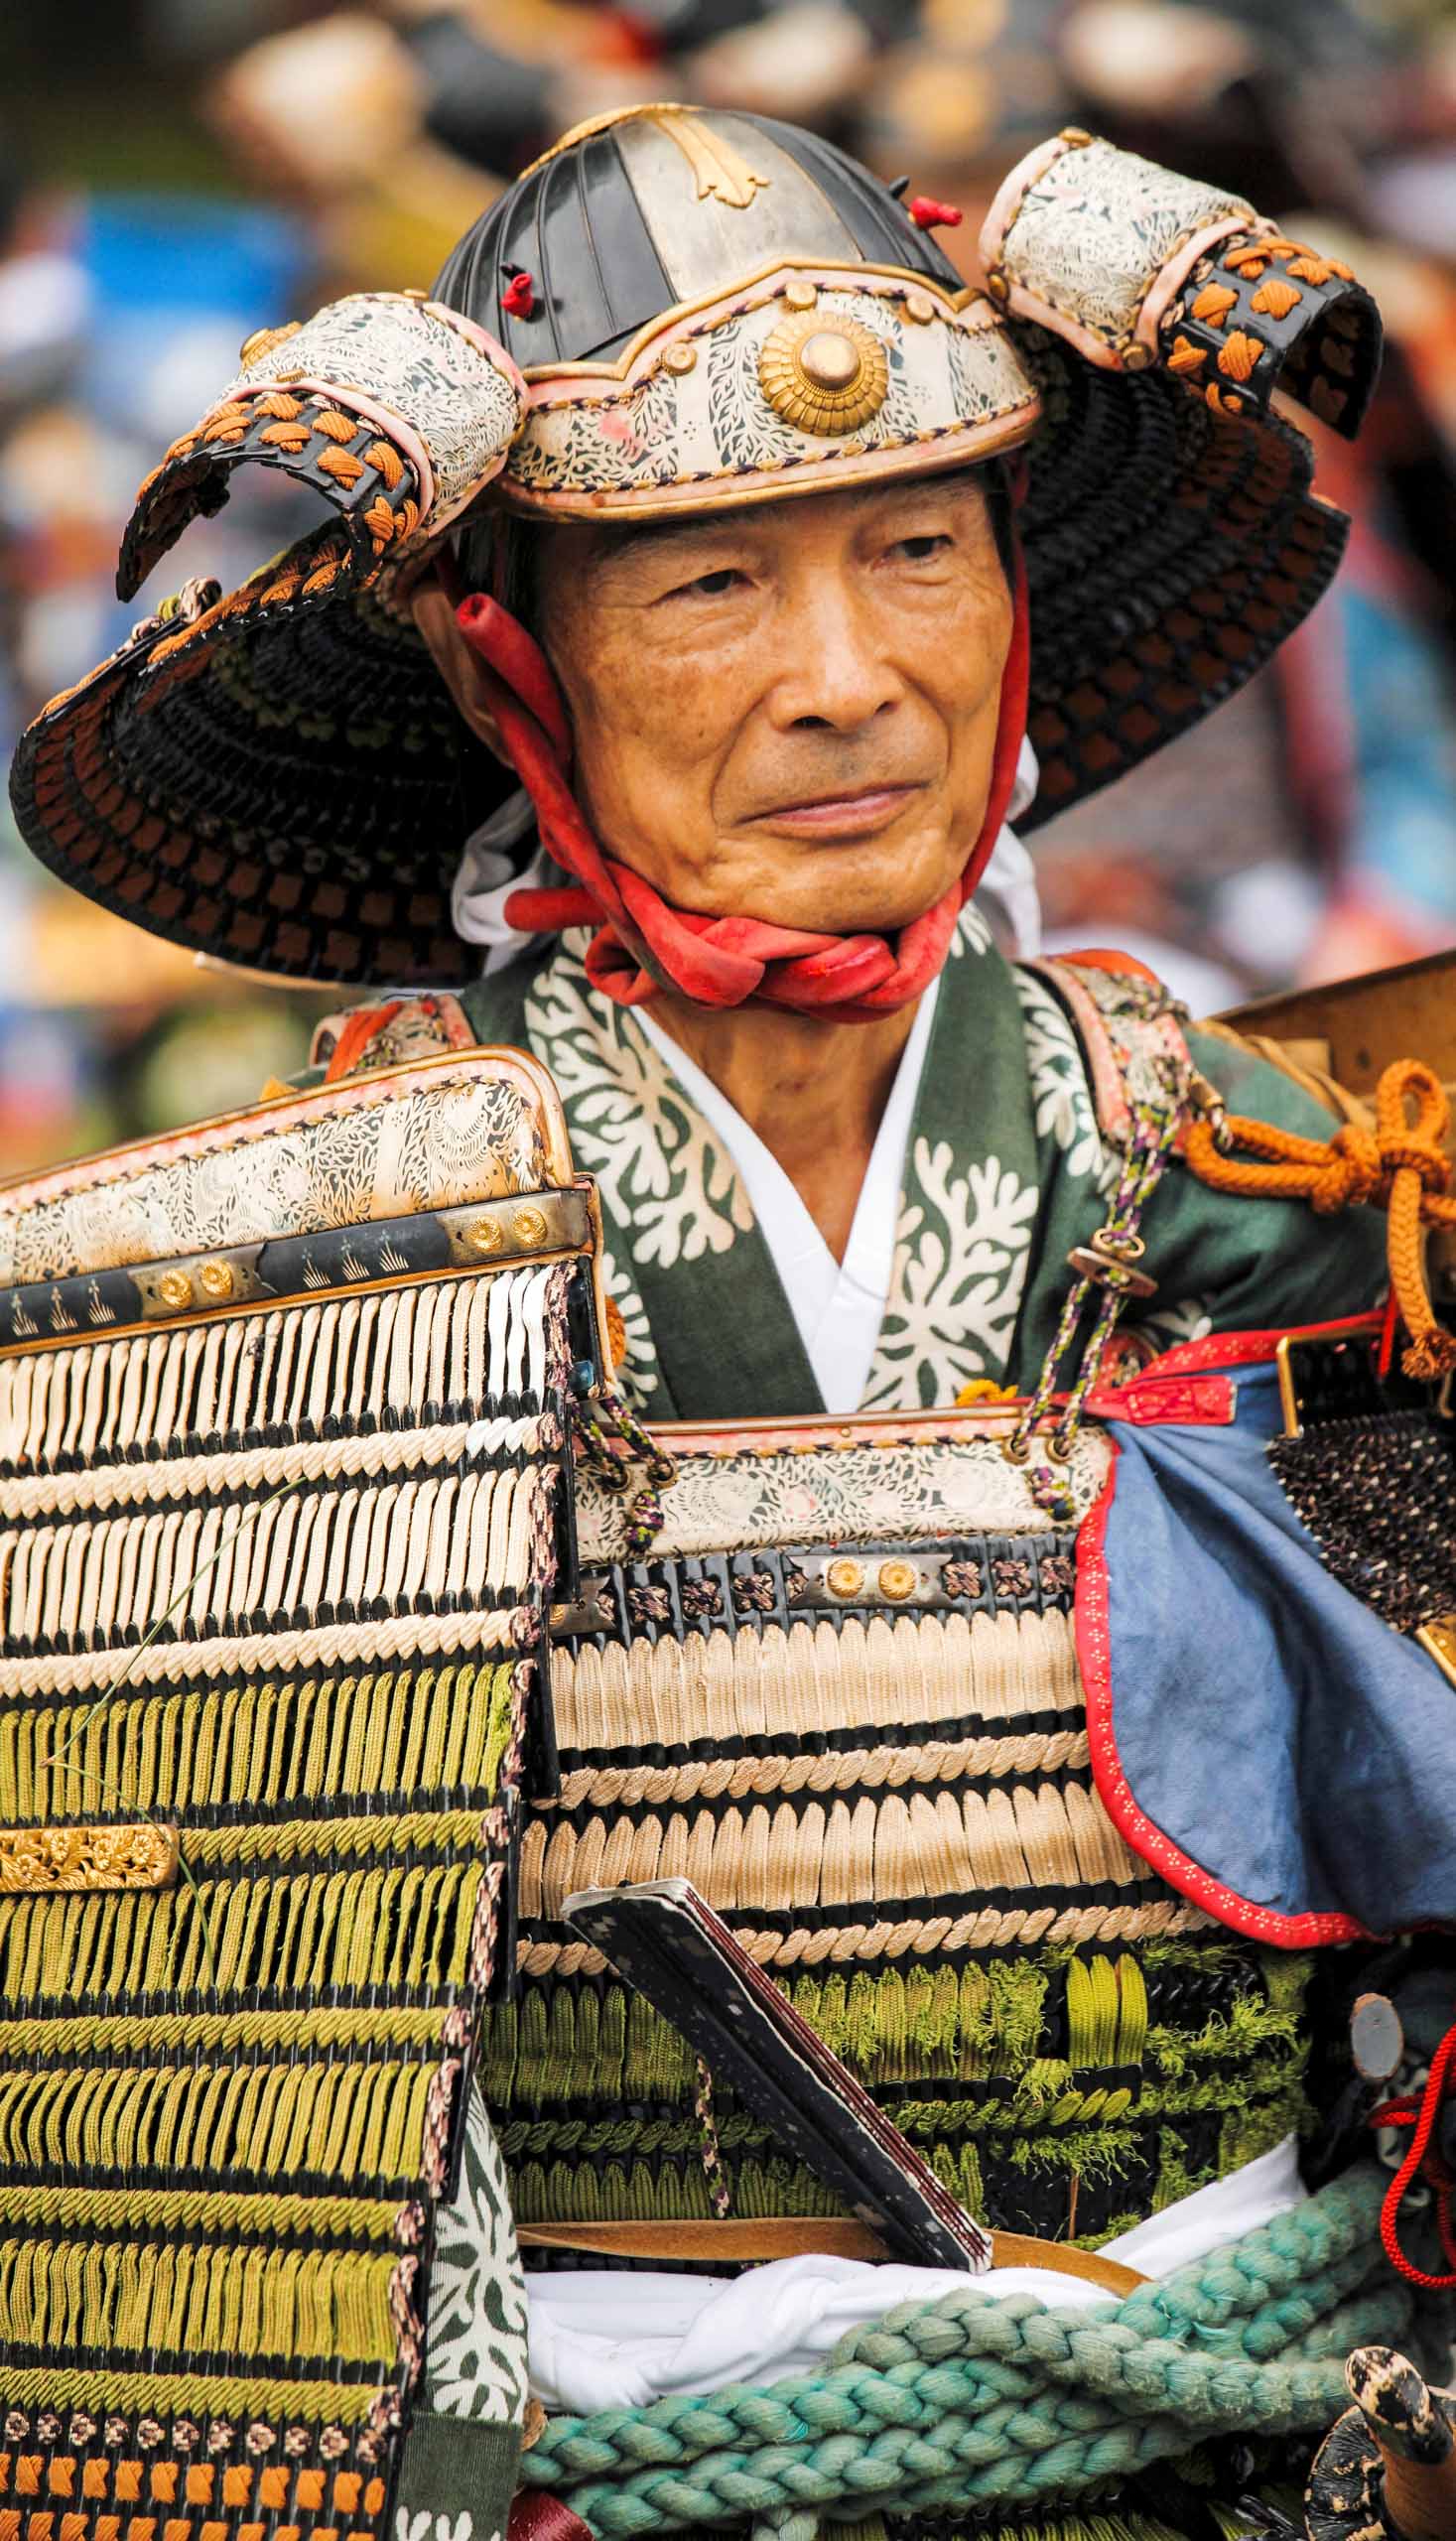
[991,2229,1148,2296]
[518,2215,1148,2295]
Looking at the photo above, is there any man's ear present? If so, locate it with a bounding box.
[411,562,512,765]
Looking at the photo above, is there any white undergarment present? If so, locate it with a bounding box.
[526,2135,1306,2414]
[634,981,937,1416]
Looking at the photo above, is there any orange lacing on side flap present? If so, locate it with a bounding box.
[1222,235,1355,286]
[1185,1059,1456,1379]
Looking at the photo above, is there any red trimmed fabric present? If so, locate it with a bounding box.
[1075,1427,1372,1950]
[454,555,1030,1020]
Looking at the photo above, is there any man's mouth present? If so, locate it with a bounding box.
[751,781,924,841]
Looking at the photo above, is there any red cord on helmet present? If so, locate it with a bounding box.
[908,197,963,230]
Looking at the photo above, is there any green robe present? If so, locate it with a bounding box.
[454,909,1385,1420]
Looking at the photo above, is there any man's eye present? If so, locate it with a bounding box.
[670,567,745,599]
[893,533,952,561]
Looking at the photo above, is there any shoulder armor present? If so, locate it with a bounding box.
[1021,950,1195,1148]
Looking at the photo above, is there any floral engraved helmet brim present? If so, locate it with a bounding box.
[500,266,1039,520]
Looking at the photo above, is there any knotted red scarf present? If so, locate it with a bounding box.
[454,550,1029,1019]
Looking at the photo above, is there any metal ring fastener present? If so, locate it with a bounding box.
[1188,1067,1235,1154]
[1066,1242,1158,1300]
[1091,1229,1146,1263]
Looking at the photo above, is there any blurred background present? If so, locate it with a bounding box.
[3,0,1455,1169]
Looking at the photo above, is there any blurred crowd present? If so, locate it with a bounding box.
[3,0,1456,1168]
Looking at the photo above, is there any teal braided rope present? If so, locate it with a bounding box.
[519,2169,1440,2537]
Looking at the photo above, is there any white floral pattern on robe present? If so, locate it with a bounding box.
[425,2090,529,2424]
[860,1143,1039,1410]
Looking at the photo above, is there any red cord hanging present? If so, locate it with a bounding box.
[1370,2019,1456,2289]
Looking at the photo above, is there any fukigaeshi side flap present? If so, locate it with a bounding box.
[118,294,527,609]
[0,1046,606,2541]
[981,131,1381,437]
[1081,1339,1456,1944]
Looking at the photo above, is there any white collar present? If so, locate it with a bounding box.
[633,983,939,1416]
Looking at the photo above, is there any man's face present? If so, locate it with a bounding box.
[531,473,1013,934]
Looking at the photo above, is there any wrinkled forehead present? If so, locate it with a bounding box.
[486,466,1007,629]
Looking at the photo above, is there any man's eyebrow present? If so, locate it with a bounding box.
[585,514,749,570]
[582,474,991,576]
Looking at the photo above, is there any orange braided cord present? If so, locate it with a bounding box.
[1218,331,1262,382]
[259,420,312,454]
[1191,282,1238,325]
[363,441,405,490]
[1224,235,1355,284]
[1377,1064,1456,1377]
[1250,279,1301,320]
[1185,1059,1456,1378]
[323,1002,404,1085]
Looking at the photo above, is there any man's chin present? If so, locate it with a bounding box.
[762,875,959,938]
[724,842,964,939]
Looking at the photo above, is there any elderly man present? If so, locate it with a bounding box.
[12,102,1456,2541]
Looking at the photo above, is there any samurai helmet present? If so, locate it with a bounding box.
[11,106,1381,989]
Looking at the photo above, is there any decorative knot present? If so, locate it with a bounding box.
[1308,1066,1451,1210]
[1186,1056,1456,1375]
[1383,1138,1452,1196]
[1312,1123,1384,1214]
[502,268,539,320]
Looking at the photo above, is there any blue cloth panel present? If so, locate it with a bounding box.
[1099,1366,1456,1935]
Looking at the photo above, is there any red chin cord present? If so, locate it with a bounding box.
[454,552,1030,1019]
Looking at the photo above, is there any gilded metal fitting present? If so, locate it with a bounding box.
[877,1558,919,1602]
[758,309,888,436]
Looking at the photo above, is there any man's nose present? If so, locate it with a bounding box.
[765,582,903,735]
